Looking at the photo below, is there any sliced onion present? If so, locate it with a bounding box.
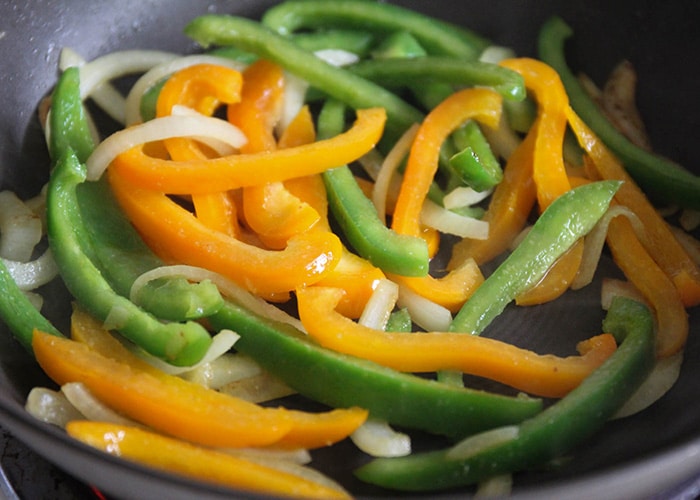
[130,264,305,332]
[181,352,262,389]
[278,72,310,135]
[396,284,452,332]
[61,382,140,426]
[481,112,522,160]
[85,112,247,180]
[443,186,492,210]
[479,45,516,64]
[0,190,43,262]
[223,447,311,466]
[669,225,700,266]
[219,371,296,404]
[421,199,489,239]
[351,418,411,457]
[23,291,44,311]
[25,387,84,428]
[612,350,683,419]
[2,249,58,290]
[125,54,247,125]
[358,278,399,330]
[446,425,519,460]
[314,48,360,67]
[509,225,532,251]
[679,208,700,232]
[601,278,647,311]
[372,124,418,223]
[475,474,513,498]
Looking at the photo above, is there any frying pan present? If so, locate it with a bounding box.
[1,1,699,498]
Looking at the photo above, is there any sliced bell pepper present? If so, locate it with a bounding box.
[66,421,350,499]
[109,107,386,194]
[566,107,700,307]
[107,167,342,300]
[297,286,616,398]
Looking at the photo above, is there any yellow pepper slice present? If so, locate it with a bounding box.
[109,107,386,194]
[66,421,350,499]
[296,286,617,398]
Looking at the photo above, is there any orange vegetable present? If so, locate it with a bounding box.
[296,286,617,398]
[566,107,700,307]
[109,107,387,194]
[108,167,342,300]
[66,421,350,499]
[515,241,584,306]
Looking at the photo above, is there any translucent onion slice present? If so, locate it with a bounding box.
[61,382,140,427]
[669,226,700,266]
[601,278,647,310]
[479,45,517,64]
[421,199,489,239]
[446,425,520,460]
[2,249,59,291]
[223,447,312,466]
[25,387,84,428]
[481,112,522,161]
[219,371,296,404]
[372,124,418,223]
[125,54,247,125]
[443,186,492,210]
[85,110,247,180]
[23,291,44,311]
[278,72,310,135]
[351,418,411,457]
[396,284,452,332]
[679,208,700,232]
[475,474,513,498]
[358,278,399,330]
[181,352,262,389]
[314,49,360,67]
[0,190,43,262]
[612,350,683,419]
[130,264,305,332]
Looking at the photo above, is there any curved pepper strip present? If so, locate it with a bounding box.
[231,60,321,248]
[66,422,350,499]
[107,167,342,301]
[355,297,655,491]
[65,307,368,450]
[261,0,490,60]
[184,15,422,141]
[209,300,543,440]
[155,63,244,238]
[450,181,621,335]
[109,107,386,194]
[566,108,700,307]
[297,286,616,398]
[389,88,501,308]
[47,149,212,366]
[539,16,700,210]
[448,131,536,269]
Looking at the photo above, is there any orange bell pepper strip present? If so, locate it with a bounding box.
[389,88,501,310]
[66,421,350,499]
[107,167,342,300]
[448,131,536,268]
[606,216,688,358]
[566,107,700,307]
[65,307,368,449]
[155,63,245,238]
[109,107,386,195]
[296,286,617,398]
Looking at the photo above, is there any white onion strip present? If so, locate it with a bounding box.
[85,111,247,181]
[358,278,399,330]
[446,425,519,460]
[25,387,84,428]
[0,190,43,262]
[396,284,452,332]
[61,382,140,427]
[124,54,248,125]
[129,264,305,332]
[421,199,489,239]
[443,186,492,210]
[182,352,262,389]
[351,418,411,457]
[2,249,58,290]
[372,124,418,223]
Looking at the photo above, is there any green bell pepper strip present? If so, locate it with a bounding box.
[46,149,212,367]
[538,16,700,210]
[450,180,622,334]
[261,0,490,60]
[208,300,542,440]
[49,66,223,323]
[449,120,504,192]
[355,296,655,491]
[0,259,63,352]
[292,29,375,57]
[318,99,430,277]
[348,56,526,102]
[371,30,427,60]
[184,14,424,140]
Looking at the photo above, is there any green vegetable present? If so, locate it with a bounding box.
[371,30,427,59]
[318,99,430,277]
[538,16,700,210]
[209,300,543,440]
[449,120,503,191]
[261,0,490,60]
[292,29,375,56]
[450,180,622,334]
[355,296,656,490]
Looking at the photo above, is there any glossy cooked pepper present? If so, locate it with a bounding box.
[538,16,700,210]
[209,299,543,440]
[450,180,621,334]
[355,296,655,490]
